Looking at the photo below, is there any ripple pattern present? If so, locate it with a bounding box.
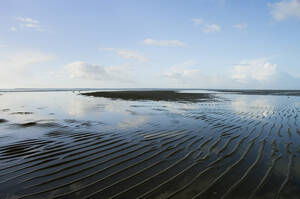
[0,100,300,199]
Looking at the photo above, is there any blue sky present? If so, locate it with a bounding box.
[1,0,300,89]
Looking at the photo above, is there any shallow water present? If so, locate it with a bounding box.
[0,91,299,199]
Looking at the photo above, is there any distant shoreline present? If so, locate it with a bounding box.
[1,88,300,96]
[211,89,300,96]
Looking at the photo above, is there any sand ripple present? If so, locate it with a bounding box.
[0,100,300,199]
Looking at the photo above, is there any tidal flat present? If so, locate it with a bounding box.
[0,90,300,199]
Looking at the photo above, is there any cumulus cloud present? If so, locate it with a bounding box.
[143,38,185,47]
[233,23,248,30]
[231,58,300,89]
[203,24,221,33]
[99,48,148,62]
[12,16,43,32]
[64,61,134,83]
[162,59,300,89]
[269,0,300,21]
[232,59,277,82]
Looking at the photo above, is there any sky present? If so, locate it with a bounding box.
[0,0,300,89]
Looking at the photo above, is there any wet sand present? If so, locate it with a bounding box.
[0,91,300,199]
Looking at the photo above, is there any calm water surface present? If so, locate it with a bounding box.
[0,91,299,199]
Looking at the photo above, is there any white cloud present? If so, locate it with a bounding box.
[23,23,39,28]
[0,50,54,87]
[143,38,185,47]
[161,59,300,89]
[15,17,39,24]
[230,58,300,89]
[161,61,231,88]
[269,0,300,21]
[0,51,54,70]
[192,17,221,33]
[65,62,106,80]
[233,23,248,30]
[64,61,134,83]
[203,24,221,33]
[164,68,203,82]
[192,18,204,26]
[232,59,277,82]
[99,48,148,62]
[13,16,43,32]
[163,68,232,88]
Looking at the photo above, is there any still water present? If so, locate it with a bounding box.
[0,91,299,199]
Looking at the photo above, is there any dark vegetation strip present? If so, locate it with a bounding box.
[81,91,215,102]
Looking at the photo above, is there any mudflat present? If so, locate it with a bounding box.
[81,90,214,102]
[0,90,300,199]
